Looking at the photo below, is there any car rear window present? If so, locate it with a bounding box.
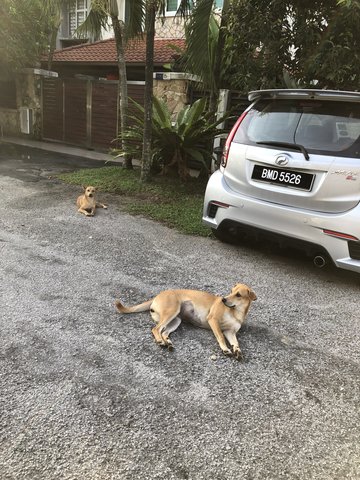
[233,99,360,158]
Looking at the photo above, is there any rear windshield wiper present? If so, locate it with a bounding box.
[256,141,310,160]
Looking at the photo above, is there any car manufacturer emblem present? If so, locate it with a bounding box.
[275,155,289,166]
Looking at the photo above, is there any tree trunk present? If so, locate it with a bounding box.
[140,1,156,183]
[47,20,61,71]
[111,15,133,169]
[177,150,190,181]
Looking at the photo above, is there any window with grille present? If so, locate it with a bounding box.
[69,0,88,36]
[166,0,178,12]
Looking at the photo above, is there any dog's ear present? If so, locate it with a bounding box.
[248,289,257,301]
[82,185,87,191]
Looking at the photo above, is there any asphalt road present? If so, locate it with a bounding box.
[0,144,359,480]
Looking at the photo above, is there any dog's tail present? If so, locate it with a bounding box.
[115,299,153,314]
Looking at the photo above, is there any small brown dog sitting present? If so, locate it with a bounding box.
[76,185,107,216]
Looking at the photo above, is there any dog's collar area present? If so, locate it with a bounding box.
[222,297,235,309]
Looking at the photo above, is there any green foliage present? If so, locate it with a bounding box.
[58,166,209,236]
[75,7,109,39]
[113,97,229,180]
[59,166,142,193]
[224,0,296,92]
[224,0,360,92]
[126,197,209,236]
[182,0,230,113]
[302,1,360,89]
[184,0,220,92]
[0,0,54,75]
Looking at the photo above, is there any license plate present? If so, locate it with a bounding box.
[251,165,314,191]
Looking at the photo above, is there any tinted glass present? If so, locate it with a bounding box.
[234,99,360,158]
[167,0,178,11]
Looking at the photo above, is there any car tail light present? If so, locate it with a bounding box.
[221,110,248,168]
[323,229,359,241]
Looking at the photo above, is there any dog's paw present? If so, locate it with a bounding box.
[233,348,244,361]
[222,348,233,357]
[103,205,108,209]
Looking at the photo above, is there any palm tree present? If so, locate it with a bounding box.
[76,0,145,169]
[140,0,229,182]
[115,96,229,179]
[43,0,76,71]
[58,0,224,182]
[78,0,227,182]
[140,0,157,183]
[185,0,230,115]
[140,0,193,183]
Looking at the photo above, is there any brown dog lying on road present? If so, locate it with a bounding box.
[76,186,107,216]
[115,283,257,360]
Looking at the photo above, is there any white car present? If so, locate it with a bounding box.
[203,89,360,273]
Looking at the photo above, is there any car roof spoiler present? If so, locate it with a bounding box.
[248,89,360,102]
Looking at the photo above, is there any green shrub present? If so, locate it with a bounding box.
[113,97,229,180]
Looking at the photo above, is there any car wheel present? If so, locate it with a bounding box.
[211,226,239,244]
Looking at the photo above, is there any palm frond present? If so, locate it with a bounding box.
[156,0,167,18]
[152,97,173,129]
[42,0,75,13]
[112,95,231,178]
[176,0,194,17]
[107,0,119,17]
[128,97,145,115]
[181,98,207,135]
[185,0,216,83]
[75,7,109,38]
[126,0,145,39]
[175,106,188,129]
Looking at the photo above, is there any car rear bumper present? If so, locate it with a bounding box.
[203,170,360,273]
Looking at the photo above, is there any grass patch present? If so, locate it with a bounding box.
[58,165,211,236]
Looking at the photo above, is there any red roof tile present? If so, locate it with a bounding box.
[51,37,186,65]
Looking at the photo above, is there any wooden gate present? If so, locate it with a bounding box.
[42,77,64,142]
[42,78,145,151]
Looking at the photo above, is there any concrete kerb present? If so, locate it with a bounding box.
[0,136,204,176]
[0,136,131,165]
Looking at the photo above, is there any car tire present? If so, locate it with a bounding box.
[211,226,239,245]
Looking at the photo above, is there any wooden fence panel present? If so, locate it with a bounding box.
[127,83,145,106]
[64,79,87,146]
[42,78,145,150]
[91,82,118,149]
[42,78,64,142]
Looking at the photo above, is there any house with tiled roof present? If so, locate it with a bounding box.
[1,1,223,148]
[56,0,201,50]
[37,31,197,151]
[42,37,186,81]
[36,33,189,151]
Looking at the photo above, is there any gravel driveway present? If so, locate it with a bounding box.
[0,144,359,480]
